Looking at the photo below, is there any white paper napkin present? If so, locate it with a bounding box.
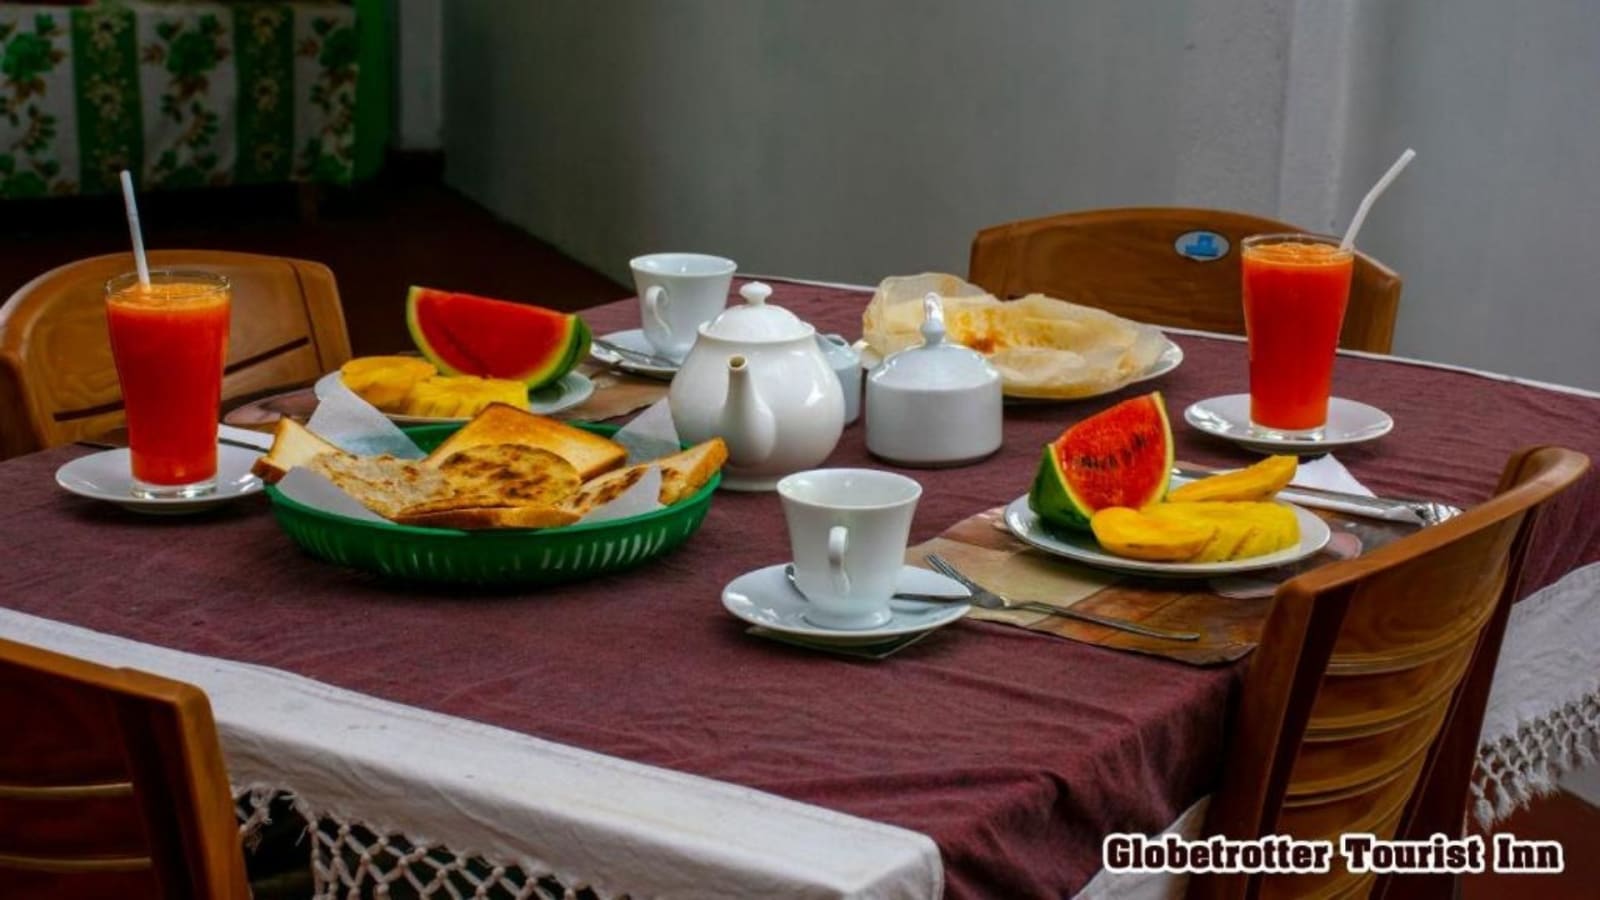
[1290,454,1374,497]
[575,399,686,523]
[305,379,424,459]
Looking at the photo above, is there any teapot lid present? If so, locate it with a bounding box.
[870,293,1000,390]
[701,282,814,342]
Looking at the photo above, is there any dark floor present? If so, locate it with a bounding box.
[1461,789,1599,899]
[0,176,628,357]
[4,173,1594,896]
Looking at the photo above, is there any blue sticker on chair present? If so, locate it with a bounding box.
[1174,230,1229,262]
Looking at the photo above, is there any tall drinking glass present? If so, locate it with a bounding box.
[105,270,232,498]
[1240,234,1354,435]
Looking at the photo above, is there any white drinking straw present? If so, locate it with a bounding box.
[1340,148,1416,251]
[118,169,151,287]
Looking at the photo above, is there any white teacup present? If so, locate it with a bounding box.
[777,468,922,630]
[629,253,737,360]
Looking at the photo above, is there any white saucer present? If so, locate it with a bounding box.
[590,329,680,380]
[722,563,972,646]
[313,371,594,424]
[56,444,265,515]
[1002,490,1332,578]
[1184,394,1394,453]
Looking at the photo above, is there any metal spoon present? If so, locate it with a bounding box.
[782,564,971,610]
[592,337,681,370]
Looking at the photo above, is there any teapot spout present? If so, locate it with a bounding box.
[720,355,778,468]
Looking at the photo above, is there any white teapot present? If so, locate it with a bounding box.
[669,282,845,491]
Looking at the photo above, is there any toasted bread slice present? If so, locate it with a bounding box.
[559,465,651,516]
[391,503,580,530]
[307,453,452,519]
[657,438,728,504]
[251,418,348,484]
[559,438,728,516]
[424,403,626,479]
[433,444,581,507]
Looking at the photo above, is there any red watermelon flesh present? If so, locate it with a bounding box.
[1029,392,1174,531]
[406,287,589,388]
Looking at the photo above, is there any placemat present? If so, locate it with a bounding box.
[570,364,669,421]
[907,500,1421,666]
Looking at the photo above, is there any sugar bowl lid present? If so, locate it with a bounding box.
[870,293,999,389]
[701,281,815,342]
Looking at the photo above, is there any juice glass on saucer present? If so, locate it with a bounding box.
[1240,234,1354,439]
[105,270,232,499]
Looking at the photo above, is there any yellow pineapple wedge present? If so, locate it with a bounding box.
[1090,507,1216,562]
[340,356,438,412]
[402,375,528,418]
[1168,455,1297,503]
[1145,501,1300,561]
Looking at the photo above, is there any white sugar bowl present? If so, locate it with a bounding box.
[816,332,863,425]
[865,293,1003,467]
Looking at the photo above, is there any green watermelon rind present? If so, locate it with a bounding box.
[406,286,588,389]
[1027,392,1175,532]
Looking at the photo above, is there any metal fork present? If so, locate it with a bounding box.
[924,554,1200,642]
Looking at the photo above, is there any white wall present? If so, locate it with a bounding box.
[441,0,1600,390]
[394,0,442,150]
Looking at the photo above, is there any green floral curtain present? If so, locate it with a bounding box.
[0,0,366,197]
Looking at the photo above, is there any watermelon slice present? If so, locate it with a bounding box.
[1029,391,1174,531]
[406,287,590,388]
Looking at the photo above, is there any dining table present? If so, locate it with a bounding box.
[1,277,1597,899]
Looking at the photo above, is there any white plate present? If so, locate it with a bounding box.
[314,371,594,424]
[56,444,264,515]
[855,335,1184,402]
[1002,493,1332,578]
[1184,394,1394,453]
[722,563,971,646]
[589,329,679,380]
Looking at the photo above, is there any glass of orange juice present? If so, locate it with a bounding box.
[1240,234,1354,435]
[105,271,232,498]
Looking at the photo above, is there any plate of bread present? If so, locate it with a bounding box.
[252,403,726,586]
[319,356,595,424]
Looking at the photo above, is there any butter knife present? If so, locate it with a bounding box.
[1172,464,1432,526]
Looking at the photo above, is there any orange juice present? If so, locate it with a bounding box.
[105,272,231,495]
[1241,236,1353,431]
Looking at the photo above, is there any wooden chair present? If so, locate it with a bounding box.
[968,208,1403,353]
[0,249,352,459]
[1189,446,1590,900]
[0,637,249,899]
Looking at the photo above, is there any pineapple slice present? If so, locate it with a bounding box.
[340,356,438,412]
[1090,507,1216,562]
[1145,501,1300,561]
[1168,455,1297,503]
[402,375,528,418]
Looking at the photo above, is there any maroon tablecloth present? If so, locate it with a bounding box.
[2,281,1596,898]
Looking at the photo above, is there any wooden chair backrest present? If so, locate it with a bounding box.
[0,249,351,458]
[968,207,1403,353]
[0,637,248,899]
[1191,446,1590,900]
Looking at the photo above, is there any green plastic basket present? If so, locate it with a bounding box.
[265,423,718,587]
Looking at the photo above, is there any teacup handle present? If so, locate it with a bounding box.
[826,525,851,599]
[643,284,672,336]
